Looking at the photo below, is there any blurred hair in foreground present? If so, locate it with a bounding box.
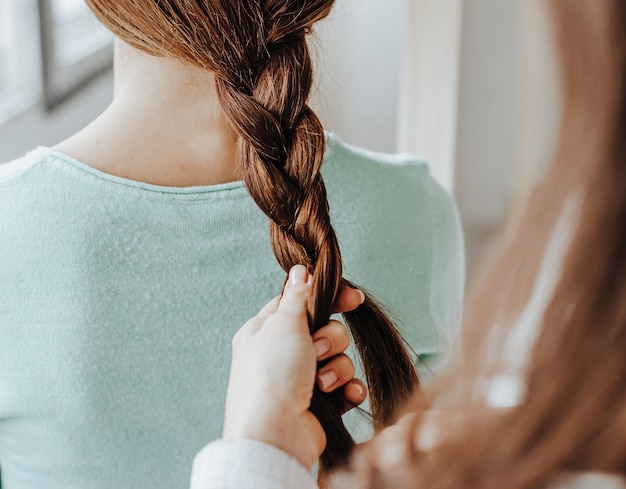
[332,1,626,487]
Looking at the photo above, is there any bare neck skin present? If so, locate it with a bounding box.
[53,40,239,187]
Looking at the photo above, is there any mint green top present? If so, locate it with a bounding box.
[0,134,464,489]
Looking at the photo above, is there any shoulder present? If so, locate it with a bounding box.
[0,148,49,186]
[322,133,430,194]
[322,133,462,229]
[323,132,428,170]
[321,133,442,227]
[321,134,465,362]
[321,132,461,242]
[0,148,70,238]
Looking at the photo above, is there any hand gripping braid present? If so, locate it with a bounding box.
[213,0,420,480]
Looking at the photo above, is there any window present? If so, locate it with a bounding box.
[40,0,113,109]
[0,0,39,122]
[50,0,111,67]
[0,1,16,99]
[0,0,111,121]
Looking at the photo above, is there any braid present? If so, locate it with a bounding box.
[216,50,340,327]
[84,0,420,481]
[214,1,420,479]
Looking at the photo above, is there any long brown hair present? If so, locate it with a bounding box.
[84,0,419,481]
[332,0,626,487]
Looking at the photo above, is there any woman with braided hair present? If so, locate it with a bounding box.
[0,1,463,488]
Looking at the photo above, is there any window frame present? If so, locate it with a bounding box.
[38,0,113,111]
[0,0,40,124]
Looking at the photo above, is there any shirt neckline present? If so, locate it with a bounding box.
[35,146,248,197]
[31,132,339,201]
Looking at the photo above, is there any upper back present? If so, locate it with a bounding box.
[0,134,464,488]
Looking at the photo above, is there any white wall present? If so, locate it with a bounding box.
[397,0,464,192]
[313,0,540,238]
[311,0,408,153]
[454,0,522,228]
[394,0,557,273]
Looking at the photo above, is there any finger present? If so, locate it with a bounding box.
[317,354,355,392]
[272,265,311,331]
[332,287,365,314]
[312,320,350,361]
[342,379,368,409]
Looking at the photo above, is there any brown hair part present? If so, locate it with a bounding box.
[84,0,419,481]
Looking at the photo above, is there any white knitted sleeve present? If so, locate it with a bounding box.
[190,439,318,489]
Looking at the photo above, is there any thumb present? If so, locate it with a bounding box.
[274,265,311,332]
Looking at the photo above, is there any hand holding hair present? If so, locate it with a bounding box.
[222,265,367,470]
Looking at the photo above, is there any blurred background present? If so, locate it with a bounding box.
[0,0,560,275]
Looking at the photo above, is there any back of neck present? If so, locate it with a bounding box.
[53,40,239,187]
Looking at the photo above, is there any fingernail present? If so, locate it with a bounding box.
[357,290,366,304]
[289,265,308,285]
[352,382,366,398]
[318,369,338,390]
[313,338,331,358]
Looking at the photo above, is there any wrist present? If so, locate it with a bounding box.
[223,405,306,467]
